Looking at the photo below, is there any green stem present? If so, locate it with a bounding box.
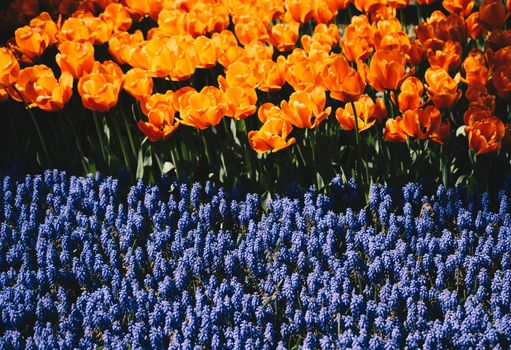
[118,107,137,159]
[62,110,88,174]
[12,86,52,167]
[350,101,369,196]
[112,112,132,175]
[93,111,108,166]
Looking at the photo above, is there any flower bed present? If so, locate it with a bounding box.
[1,171,511,348]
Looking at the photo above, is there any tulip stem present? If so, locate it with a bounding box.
[119,107,137,159]
[12,85,52,168]
[93,111,108,166]
[112,112,132,177]
[350,101,369,197]
[62,110,88,174]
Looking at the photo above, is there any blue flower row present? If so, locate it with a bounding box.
[0,170,510,349]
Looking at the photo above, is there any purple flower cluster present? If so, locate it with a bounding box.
[1,171,511,349]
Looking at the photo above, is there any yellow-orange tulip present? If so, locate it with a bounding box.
[124,68,153,102]
[10,65,73,112]
[56,41,95,79]
[425,67,461,109]
[281,87,332,128]
[0,48,20,87]
[365,49,407,92]
[248,117,296,153]
[177,86,228,129]
[335,95,379,132]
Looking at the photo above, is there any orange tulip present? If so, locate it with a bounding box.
[427,40,462,72]
[442,0,474,17]
[492,66,511,100]
[398,77,424,112]
[269,21,300,52]
[285,0,313,23]
[58,11,112,44]
[124,0,150,16]
[138,102,179,142]
[211,30,239,66]
[466,117,505,155]
[479,0,506,30]
[56,41,95,79]
[9,65,73,112]
[384,117,408,142]
[257,102,282,123]
[464,105,493,127]
[234,18,269,45]
[281,86,332,128]
[465,85,496,111]
[254,58,286,92]
[193,36,218,69]
[77,61,123,112]
[321,54,366,102]
[224,61,258,89]
[425,67,461,109]
[0,48,20,87]
[177,86,228,129]
[282,49,323,91]
[466,13,487,40]
[340,15,374,62]
[140,90,174,116]
[14,26,50,59]
[100,3,133,32]
[401,106,450,143]
[124,68,153,102]
[462,49,489,86]
[244,41,274,62]
[157,8,187,36]
[365,49,407,92]
[302,23,340,54]
[248,117,296,153]
[29,12,58,45]
[335,95,379,132]
[311,0,338,24]
[218,76,258,120]
[108,30,144,65]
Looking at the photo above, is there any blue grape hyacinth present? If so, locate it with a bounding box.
[0,170,511,349]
